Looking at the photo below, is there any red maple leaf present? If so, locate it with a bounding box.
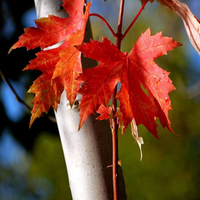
[77,28,181,137]
[9,0,91,126]
[96,104,112,120]
[9,0,90,51]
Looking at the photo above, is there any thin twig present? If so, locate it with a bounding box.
[111,1,125,200]
[0,69,32,111]
[0,69,56,123]
[122,0,148,40]
[89,13,117,38]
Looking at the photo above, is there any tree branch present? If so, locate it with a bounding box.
[0,69,32,111]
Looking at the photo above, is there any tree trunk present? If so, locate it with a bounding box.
[34,0,126,199]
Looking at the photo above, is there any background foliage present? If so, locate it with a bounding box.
[0,0,200,199]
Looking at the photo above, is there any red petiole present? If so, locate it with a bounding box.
[122,0,149,39]
[89,0,148,42]
[89,13,116,38]
[111,0,125,199]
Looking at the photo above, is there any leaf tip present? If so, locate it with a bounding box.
[78,114,85,131]
[8,47,12,55]
[29,117,34,129]
[78,122,82,131]
[177,41,183,47]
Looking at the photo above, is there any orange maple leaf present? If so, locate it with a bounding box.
[96,104,112,120]
[9,0,91,126]
[77,28,181,137]
[9,0,90,51]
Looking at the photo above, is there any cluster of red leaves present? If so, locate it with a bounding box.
[77,29,181,138]
[9,0,91,126]
[10,0,181,138]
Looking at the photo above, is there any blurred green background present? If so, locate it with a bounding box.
[0,0,200,199]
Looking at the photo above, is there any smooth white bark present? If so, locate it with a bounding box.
[56,93,113,199]
[33,0,126,199]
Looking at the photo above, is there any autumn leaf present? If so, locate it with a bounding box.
[77,28,181,137]
[96,104,112,120]
[52,29,85,106]
[27,73,64,127]
[23,43,66,126]
[9,0,91,126]
[9,0,90,51]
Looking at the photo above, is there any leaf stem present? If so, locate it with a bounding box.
[116,0,125,49]
[122,0,148,40]
[111,0,125,200]
[89,13,116,38]
[0,69,56,123]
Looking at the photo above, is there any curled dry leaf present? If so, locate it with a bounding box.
[140,0,200,55]
[158,0,200,55]
[131,118,144,161]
